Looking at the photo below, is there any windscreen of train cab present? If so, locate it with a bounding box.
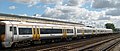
[0,23,5,42]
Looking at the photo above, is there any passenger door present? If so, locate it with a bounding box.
[32,26,40,40]
[63,29,67,38]
[10,25,18,41]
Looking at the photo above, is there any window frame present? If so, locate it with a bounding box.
[77,29,82,33]
[40,28,62,34]
[18,28,32,35]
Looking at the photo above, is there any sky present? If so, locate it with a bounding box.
[0,0,120,28]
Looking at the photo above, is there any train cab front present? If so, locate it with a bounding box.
[0,22,5,49]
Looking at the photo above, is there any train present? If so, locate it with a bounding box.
[0,21,113,48]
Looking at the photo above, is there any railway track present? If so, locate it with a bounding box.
[79,37,120,51]
[1,34,120,51]
[37,34,120,51]
[100,39,120,51]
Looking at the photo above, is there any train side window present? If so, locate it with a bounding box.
[40,28,62,34]
[10,27,17,35]
[77,29,82,33]
[86,30,88,33]
[19,28,32,35]
[86,30,89,33]
[89,30,92,33]
[87,30,89,33]
[93,30,95,32]
[67,29,73,33]
[84,30,86,33]
[98,30,99,32]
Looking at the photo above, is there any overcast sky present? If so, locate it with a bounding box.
[0,0,120,28]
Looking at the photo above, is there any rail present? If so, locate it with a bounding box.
[100,38,120,51]
[37,34,120,51]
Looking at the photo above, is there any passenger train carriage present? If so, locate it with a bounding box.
[0,21,113,48]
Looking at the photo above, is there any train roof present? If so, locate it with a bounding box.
[0,13,84,26]
[1,21,74,28]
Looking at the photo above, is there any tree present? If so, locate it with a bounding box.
[105,23,115,31]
